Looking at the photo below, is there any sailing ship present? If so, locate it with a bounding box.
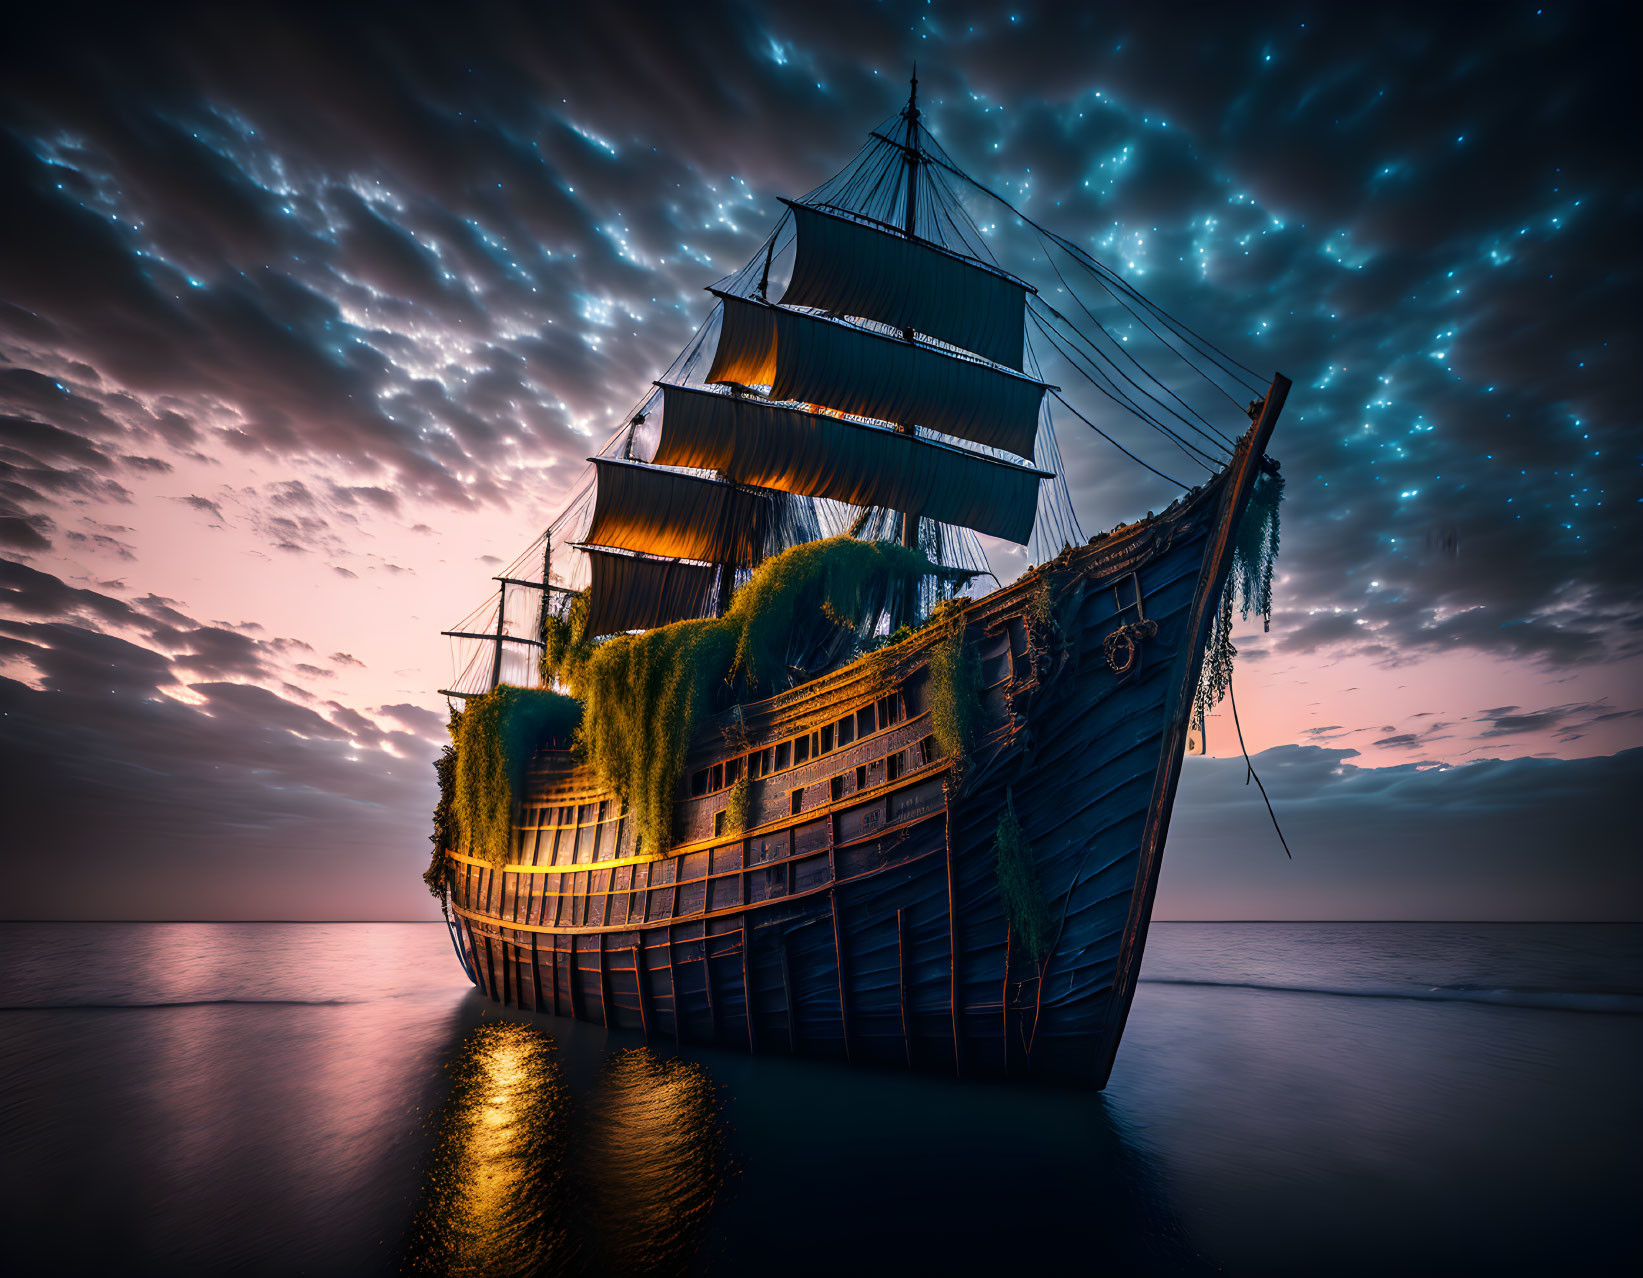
[431,79,1289,1088]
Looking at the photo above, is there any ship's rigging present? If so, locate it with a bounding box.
[443,75,1270,702]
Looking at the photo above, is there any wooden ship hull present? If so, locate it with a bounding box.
[438,380,1287,1088]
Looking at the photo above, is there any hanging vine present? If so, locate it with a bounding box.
[423,705,462,907]
[452,686,583,866]
[927,609,984,764]
[1194,467,1284,729]
[994,790,1051,963]
[540,536,937,855]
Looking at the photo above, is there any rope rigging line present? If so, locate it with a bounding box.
[1032,229,1237,447]
[1033,409,1086,549]
[922,128,1264,394]
[1019,329,1086,551]
[863,151,905,222]
[801,133,882,207]
[829,149,878,208]
[922,160,1004,268]
[1035,230,1253,413]
[1049,227,1267,395]
[914,141,1085,551]
[1228,677,1293,859]
[1046,388,1188,489]
[921,156,1232,470]
[839,143,888,213]
[915,131,1266,397]
[1028,309,1222,472]
[1027,292,1231,464]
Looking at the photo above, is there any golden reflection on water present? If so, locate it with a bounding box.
[405,1027,725,1277]
[579,1049,726,1275]
[405,1023,572,1276]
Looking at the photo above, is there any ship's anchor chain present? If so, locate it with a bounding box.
[1103,619,1157,674]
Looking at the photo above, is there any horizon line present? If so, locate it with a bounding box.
[2,917,1640,926]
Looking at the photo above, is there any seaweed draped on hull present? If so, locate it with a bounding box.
[542,536,942,855]
[1194,467,1284,730]
[452,686,583,865]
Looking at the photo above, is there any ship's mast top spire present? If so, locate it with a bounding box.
[899,65,921,238]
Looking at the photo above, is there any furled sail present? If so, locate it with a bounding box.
[777,201,1031,371]
[654,383,1046,545]
[705,293,1047,461]
[580,545,717,635]
[583,458,772,566]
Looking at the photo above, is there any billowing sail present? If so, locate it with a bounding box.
[654,384,1045,545]
[778,201,1030,370]
[584,458,771,566]
[581,546,717,635]
[705,293,1046,461]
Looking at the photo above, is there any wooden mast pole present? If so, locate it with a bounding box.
[710,470,739,618]
[489,579,506,690]
[900,68,920,263]
[897,69,922,556]
[538,531,552,680]
[897,69,923,623]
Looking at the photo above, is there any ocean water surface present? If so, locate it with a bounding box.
[1,921,1637,1275]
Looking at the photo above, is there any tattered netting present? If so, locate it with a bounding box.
[1193,468,1284,730]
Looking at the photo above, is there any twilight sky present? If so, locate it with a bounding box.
[1,1,1638,921]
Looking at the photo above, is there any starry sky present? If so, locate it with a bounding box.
[1,1,1637,921]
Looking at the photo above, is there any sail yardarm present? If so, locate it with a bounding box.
[654,384,1045,545]
[583,458,772,566]
[778,201,1028,370]
[579,545,718,635]
[706,294,1046,461]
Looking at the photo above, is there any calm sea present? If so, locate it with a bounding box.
[1,922,1637,1275]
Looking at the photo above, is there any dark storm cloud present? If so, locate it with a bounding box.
[0,558,406,745]
[1477,700,1643,744]
[171,626,268,679]
[0,405,136,552]
[0,517,52,551]
[3,0,1635,666]
[1161,745,1643,920]
[0,557,447,918]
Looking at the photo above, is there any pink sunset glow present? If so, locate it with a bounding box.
[2,4,1637,923]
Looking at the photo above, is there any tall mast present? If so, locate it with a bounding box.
[897,69,922,560]
[901,67,920,245]
[489,579,506,689]
[538,531,552,672]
